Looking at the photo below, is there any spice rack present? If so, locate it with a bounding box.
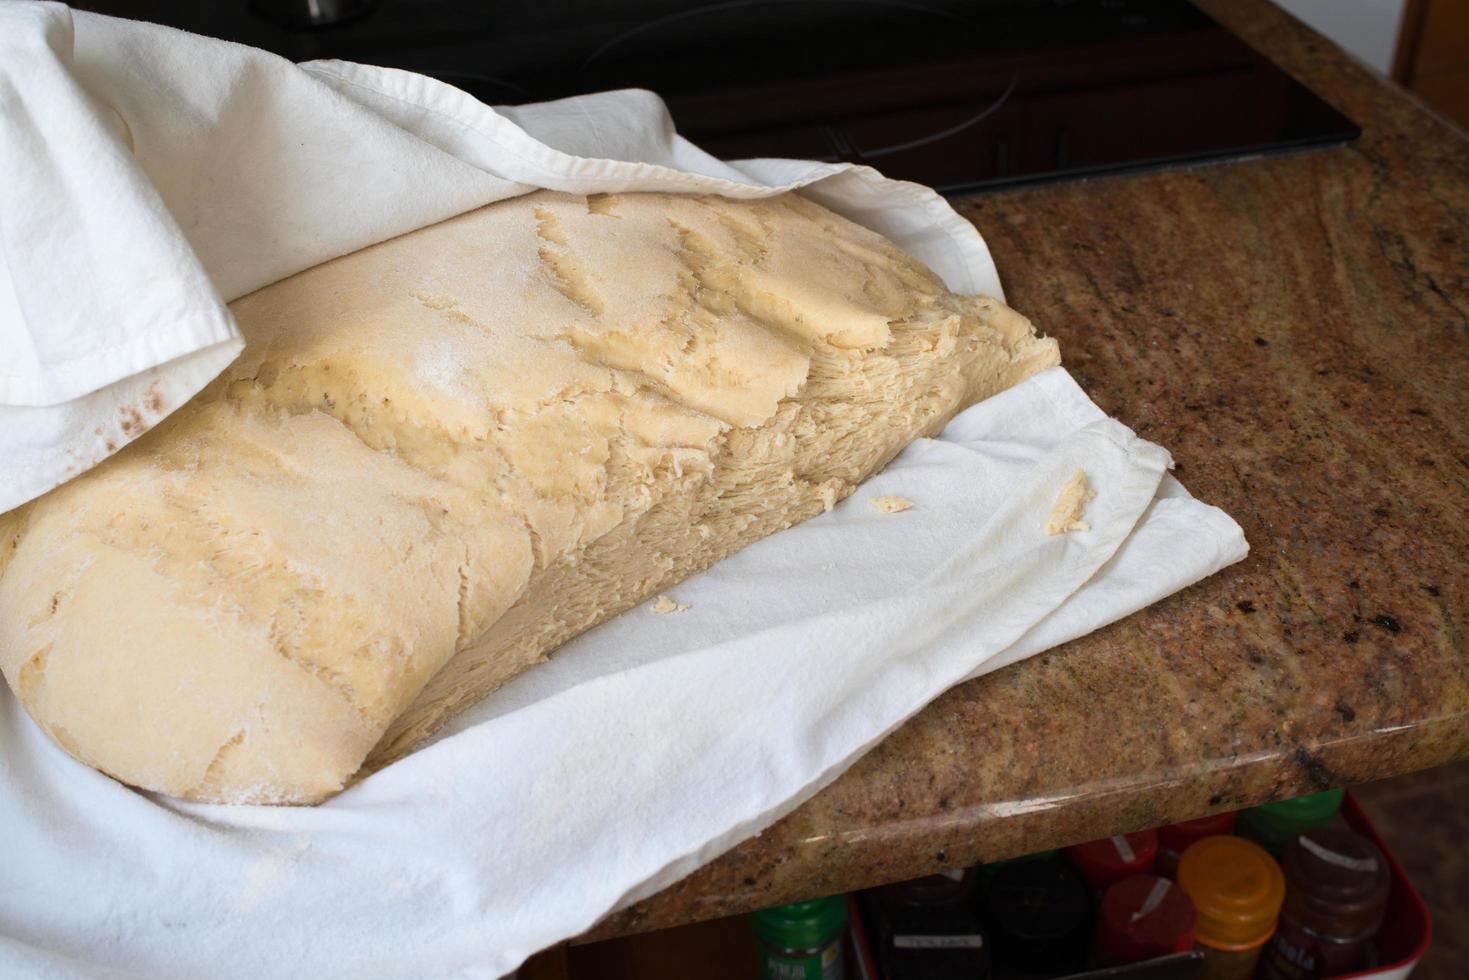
[518,791,1430,980]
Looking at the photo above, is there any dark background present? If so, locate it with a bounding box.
[71,0,1358,193]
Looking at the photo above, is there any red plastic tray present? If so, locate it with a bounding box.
[1334,789,1431,980]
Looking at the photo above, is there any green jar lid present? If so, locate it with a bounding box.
[1245,788,1345,834]
[751,896,848,951]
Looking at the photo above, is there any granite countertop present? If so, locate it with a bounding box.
[585,0,1469,940]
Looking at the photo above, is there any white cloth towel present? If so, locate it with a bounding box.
[0,6,1248,978]
[0,1,1000,513]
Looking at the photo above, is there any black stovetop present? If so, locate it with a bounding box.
[79,0,1361,193]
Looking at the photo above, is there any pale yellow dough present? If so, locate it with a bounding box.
[649,595,690,615]
[1045,470,1096,535]
[0,191,1059,804]
[870,495,914,514]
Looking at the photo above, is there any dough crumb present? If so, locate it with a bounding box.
[650,594,690,615]
[817,479,842,513]
[1045,470,1096,535]
[870,495,914,514]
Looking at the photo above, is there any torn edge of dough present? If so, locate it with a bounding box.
[870,495,914,514]
[1044,470,1096,535]
[650,594,691,614]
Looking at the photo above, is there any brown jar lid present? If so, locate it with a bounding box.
[1280,828,1390,939]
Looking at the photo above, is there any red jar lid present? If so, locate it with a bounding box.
[1098,874,1198,964]
[1158,812,1238,853]
[1066,830,1159,891]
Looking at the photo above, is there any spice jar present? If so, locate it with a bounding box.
[1237,788,1345,856]
[878,868,976,907]
[979,848,1061,880]
[1065,830,1159,893]
[1176,835,1285,980]
[1156,812,1237,879]
[1257,829,1391,980]
[1096,873,1198,965]
[752,896,847,980]
[869,869,990,980]
[985,859,1091,976]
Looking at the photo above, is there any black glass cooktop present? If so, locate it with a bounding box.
[79,0,1361,193]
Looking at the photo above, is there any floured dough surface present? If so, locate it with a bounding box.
[0,190,1058,804]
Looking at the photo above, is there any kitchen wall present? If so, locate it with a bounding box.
[1272,0,1407,75]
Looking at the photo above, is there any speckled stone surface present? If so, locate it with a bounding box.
[584,0,1469,940]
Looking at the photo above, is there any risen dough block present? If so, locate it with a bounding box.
[0,191,1058,803]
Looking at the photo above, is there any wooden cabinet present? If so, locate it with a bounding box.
[517,915,759,980]
[1394,0,1469,126]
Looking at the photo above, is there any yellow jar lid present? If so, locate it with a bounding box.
[1177,835,1286,951]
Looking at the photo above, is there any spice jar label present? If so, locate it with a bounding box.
[1298,836,1378,873]
[892,934,987,949]
[1130,878,1173,922]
